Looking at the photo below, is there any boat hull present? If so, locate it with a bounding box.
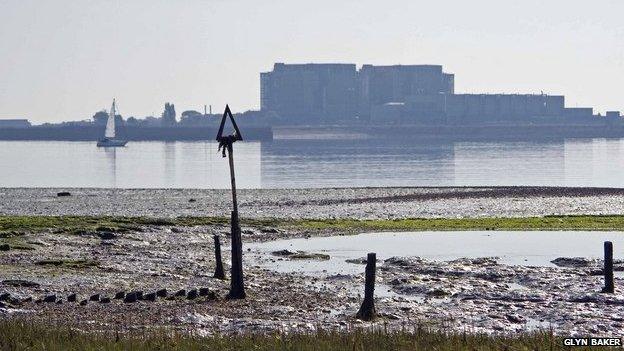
[97,139,127,147]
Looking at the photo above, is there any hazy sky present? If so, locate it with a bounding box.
[1,0,622,123]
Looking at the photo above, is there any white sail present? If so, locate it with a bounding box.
[105,99,116,139]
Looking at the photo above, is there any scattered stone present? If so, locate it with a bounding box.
[144,293,156,302]
[89,294,100,302]
[67,293,77,302]
[187,289,198,300]
[207,291,218,300]
[271,250,330,260]
[43,294,56,303]
[56,192,71,197]
[100,297,111,303]
[0,244,10,251]
[79,300,88,306]
[114,291,125,299]
[124,292,137,303]
[506,314,525,324]
[346,257,373,264]
[174,289,186,297]
[96,232,116,240]
[156,289,167,298]
[551,257,599,268]
[272,249,296,256]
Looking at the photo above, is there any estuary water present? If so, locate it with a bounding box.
[1,138,624,188]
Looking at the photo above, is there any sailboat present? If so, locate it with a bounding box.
[97,99,127,147]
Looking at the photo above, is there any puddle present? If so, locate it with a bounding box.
[249,230,624,275]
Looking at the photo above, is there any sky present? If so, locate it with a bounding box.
[0,0,622,123]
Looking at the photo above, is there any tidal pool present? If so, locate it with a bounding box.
[249,230,624,275]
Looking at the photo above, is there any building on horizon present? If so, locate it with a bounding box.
[260,62,619,126]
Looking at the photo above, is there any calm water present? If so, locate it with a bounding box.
[1,138,624,188]
[249,231,624,274]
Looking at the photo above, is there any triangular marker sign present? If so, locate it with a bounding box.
[216,105,243,142]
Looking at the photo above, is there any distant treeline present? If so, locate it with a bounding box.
[0,125,273,142]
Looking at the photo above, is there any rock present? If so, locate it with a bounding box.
[89,294,100,302]
[188,198,197,202]
[506,313,525,324]
[427,288,451,297]
[79,300,88,306]
[272,249,296,256]
[114,291,125,299]
[261,228,279,234]
[0,244,10,251]
[271,250,329,260]
[0,293,10,302]
[199,288,210,296]
[242,229,254,235]
[551,257,598,268]
[0,301,5,309]
[345,257,371,264]
[187,289,198,300]
[96,232,116,240]
[174,289,186,297]
[144,293,156,302]
[67,293,77,302]
[206,291,218,300]
[21,296,32,303]
[135,291,144,300]
[171,227,183,233]
[124,292,137,303]
[100,297,111,303]
[156,289,167,298]
[56,192,71,197]
[56,300,63,304]
[43,294,56,303]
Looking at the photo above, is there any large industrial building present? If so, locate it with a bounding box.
[260,63,616,125]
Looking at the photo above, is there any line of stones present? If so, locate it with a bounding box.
[0,287,217,308]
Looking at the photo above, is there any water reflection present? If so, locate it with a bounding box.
[1,139,624,188]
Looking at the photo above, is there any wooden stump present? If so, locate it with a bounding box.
[227,210,246,299]
[356,252,377,321]
[603,241,615,293]
[213,235,225,279]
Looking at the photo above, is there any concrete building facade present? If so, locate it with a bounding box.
[260,63,357,124]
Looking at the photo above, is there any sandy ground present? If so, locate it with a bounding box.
[2,186,624,219]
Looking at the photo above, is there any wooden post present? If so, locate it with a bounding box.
[226,143,245,299]
[603,241,614,293]
[356,252,377,321]
[213,234,225,279]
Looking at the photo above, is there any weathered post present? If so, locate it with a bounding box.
[216,105,246,299]
[603,241,614,293]
[356,252,377,321]
[213,234,225,280]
